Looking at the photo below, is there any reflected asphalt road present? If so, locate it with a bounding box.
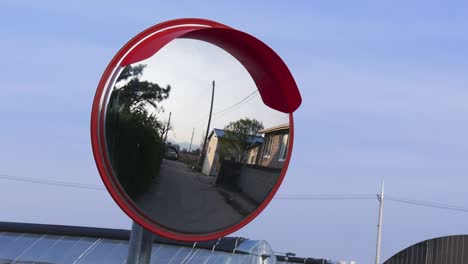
[134,159,244,234]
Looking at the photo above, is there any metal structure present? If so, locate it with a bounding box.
[384,235,468,263]
[127,222,153,264]
[0,221,332,264]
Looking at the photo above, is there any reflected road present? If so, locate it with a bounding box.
[134,159,244,234]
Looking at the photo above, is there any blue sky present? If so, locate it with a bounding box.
[1,1,468,263]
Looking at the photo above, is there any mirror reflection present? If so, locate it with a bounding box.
[105,39,290,234]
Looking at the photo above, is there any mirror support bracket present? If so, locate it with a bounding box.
[127,221,154,264]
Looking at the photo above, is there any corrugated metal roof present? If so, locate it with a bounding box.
[384,235,468,264]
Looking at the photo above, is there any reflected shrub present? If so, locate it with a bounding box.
[106,109,165,198]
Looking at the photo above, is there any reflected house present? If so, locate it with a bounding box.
[202,129,264,176]
[247,123,289,168]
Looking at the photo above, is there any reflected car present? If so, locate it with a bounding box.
[166,149,178,160]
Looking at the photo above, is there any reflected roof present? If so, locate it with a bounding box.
[210,129,264,145]
[258,124,289,134]
[0,221,331,264]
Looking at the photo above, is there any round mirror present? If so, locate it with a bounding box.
[91,18,301,241]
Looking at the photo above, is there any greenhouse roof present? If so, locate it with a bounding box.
[0,221,331,264]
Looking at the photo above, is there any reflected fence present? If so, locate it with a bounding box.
[216,160,281,205]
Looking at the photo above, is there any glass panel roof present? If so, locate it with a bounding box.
[0,222,331,264]
[0,232,272,264]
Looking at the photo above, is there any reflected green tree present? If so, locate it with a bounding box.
[110,64,171,112]
[106,64,171,198]
[219,118,264,163]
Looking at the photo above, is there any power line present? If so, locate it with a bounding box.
[386,195,468,213]
[276,197,374,200]
[275,194,375,200]
[276,194,375,197]
[275,193,468,213]
[0,174,105,191]
[2,173,468,214]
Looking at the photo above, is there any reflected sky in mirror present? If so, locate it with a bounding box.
[138,39,288,146]
[105,39,291,234]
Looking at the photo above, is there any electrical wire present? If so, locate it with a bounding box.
[2,173,468,214]
[275,194,375,200]
[386,195,468,213]
[0,174,105,190]
[275,194,468,213]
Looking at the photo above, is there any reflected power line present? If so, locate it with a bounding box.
[212,90,258,116]
[191,89,259,126]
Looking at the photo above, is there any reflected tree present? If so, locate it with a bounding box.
[110,64,171,112]
[191,148,201,155]
[219,118,264,163]
[106,64,172,198]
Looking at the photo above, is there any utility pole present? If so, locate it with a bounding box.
[189,128,195,152]
[375,180,385,264]
[199,81,215,168]
[163,112,171,143]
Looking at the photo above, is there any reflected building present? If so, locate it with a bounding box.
[247,124,290,168]
[200,127,289,206]
[202,128,264,176]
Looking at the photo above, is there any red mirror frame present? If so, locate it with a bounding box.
[91,18,302,241]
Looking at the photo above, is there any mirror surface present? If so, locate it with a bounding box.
[105,39,291,234]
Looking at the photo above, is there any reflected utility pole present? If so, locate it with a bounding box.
[199,81,215,169]
[163,112,171,143]
[189,128,195,152]
[375,180,384,264]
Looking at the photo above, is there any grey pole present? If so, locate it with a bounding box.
[375,180,385,264]
[163,112,172,144]
[189,128,195,152]
[127,221,154,264]
[198,80,215,169]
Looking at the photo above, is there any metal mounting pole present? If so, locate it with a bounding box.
[127,221,154,264]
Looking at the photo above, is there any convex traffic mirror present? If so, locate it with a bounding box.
[91,18,301,241]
